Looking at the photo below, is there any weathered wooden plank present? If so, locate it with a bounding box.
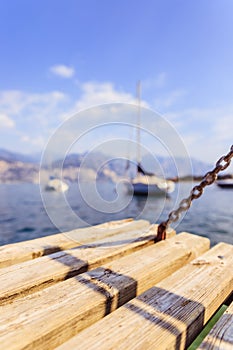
[0,233,209,350]
[57,242,233,350]
[198,301,233,350]
[0,219,149,268]
[0,224,175,305]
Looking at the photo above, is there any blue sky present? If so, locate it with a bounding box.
[0,0,233,164]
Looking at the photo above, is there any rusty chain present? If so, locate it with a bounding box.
[156,145,233,242]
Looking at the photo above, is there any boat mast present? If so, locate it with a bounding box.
[136,80,141,173]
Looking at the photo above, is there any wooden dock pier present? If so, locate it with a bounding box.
[0,219,232,349]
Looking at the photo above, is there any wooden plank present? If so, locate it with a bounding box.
[0,224,175,305]
[198,301,233,350]
[56,242,233,350]
[0,233,209,350]
[0,219,149,268]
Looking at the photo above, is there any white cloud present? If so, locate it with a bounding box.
[1,81,231,165]
[212,114,233,141]
[0,83,143,154]
[62,81,146,120]
[76,82,137,110]
[50,64,75,78]
[143,72,167,89]
[0,90,69,152]
[22,135,45,147]
[21,135,30,142]
[0,90,67,123]
[153,89,187,109]
[165,106,233,163]
[0,113,15,128]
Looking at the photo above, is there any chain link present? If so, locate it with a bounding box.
[156,145,233,242]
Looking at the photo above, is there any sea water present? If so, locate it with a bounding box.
[0,181,232,246]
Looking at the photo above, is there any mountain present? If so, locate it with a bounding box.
[0,148,40,164]
[0,148,214,183]
[52,153,84,169]
[0,160,39,183]
[141,154,213,178]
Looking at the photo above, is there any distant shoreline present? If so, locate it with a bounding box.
[168,174,233,183]
[1,174,232,185]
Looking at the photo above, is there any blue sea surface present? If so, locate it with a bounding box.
[0,181,232,246]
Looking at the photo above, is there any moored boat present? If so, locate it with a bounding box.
[216,178,233,188]
[45,176,69,192]
[127,81,175,196]
[128,166,175,196]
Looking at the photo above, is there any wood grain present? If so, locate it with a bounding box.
[0,219,148,268]
[57,242,233,350]
[0,224,175,304]
[0,233,209,350]
[198,301,233,350]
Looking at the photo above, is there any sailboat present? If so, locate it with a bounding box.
[44,155,69,193]
[45,176,69,192]
[216,178,233,188]
[127,81,175,196]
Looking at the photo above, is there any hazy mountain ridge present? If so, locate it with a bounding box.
[0,160,39,183]
[0,148,213,183]
[0,149,41,164]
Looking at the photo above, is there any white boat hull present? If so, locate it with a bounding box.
[127,178,175,196]
[45,179,69,192]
